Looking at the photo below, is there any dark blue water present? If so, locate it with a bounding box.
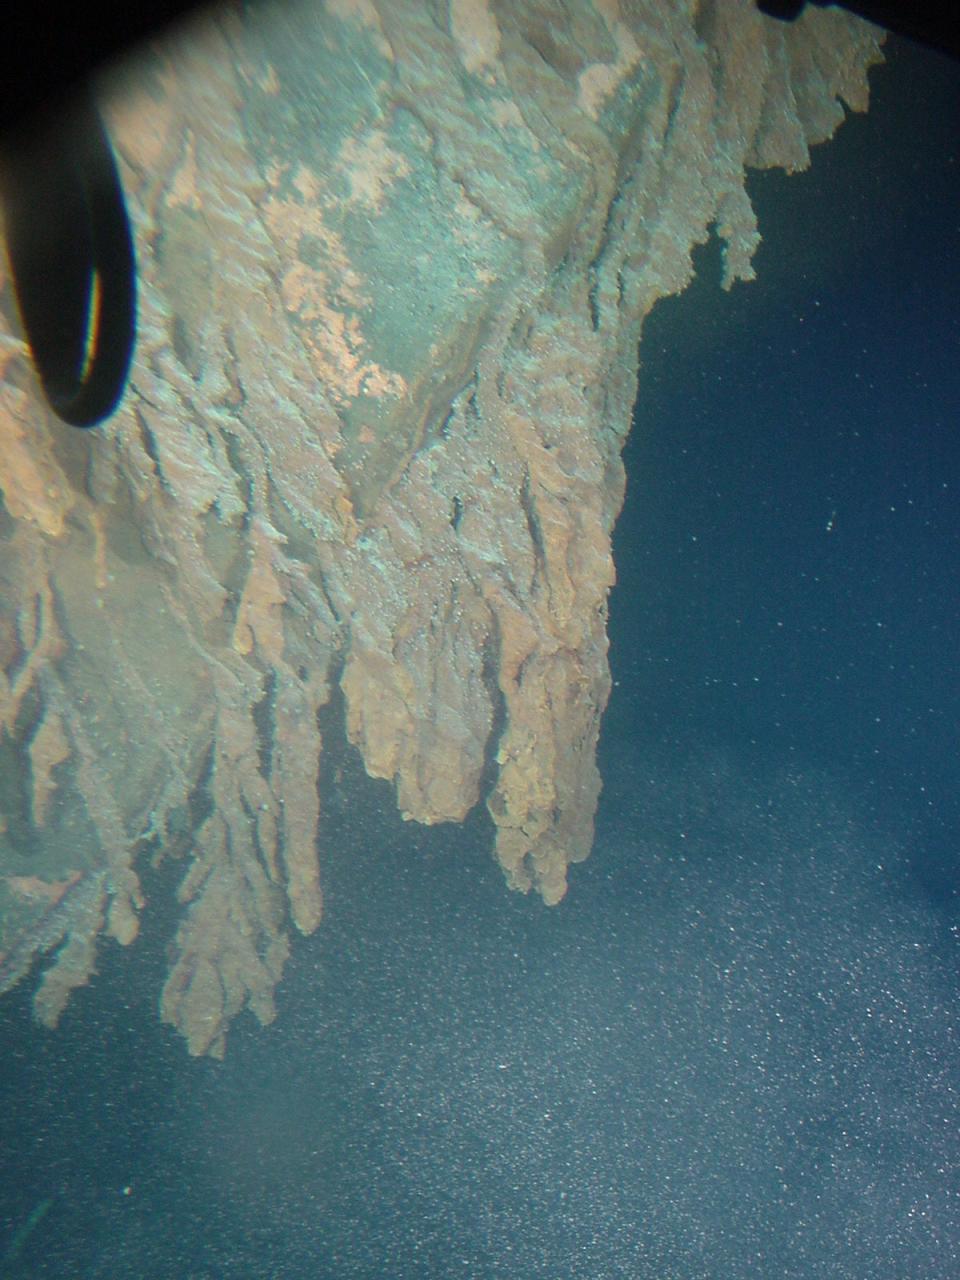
[1,34,958,1280]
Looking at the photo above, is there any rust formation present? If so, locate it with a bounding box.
[0,0,883,1055]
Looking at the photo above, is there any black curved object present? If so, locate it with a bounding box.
[1,3,205,135]
[0,89,136,427]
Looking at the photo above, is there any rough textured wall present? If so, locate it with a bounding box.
[0,0,883,1056]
